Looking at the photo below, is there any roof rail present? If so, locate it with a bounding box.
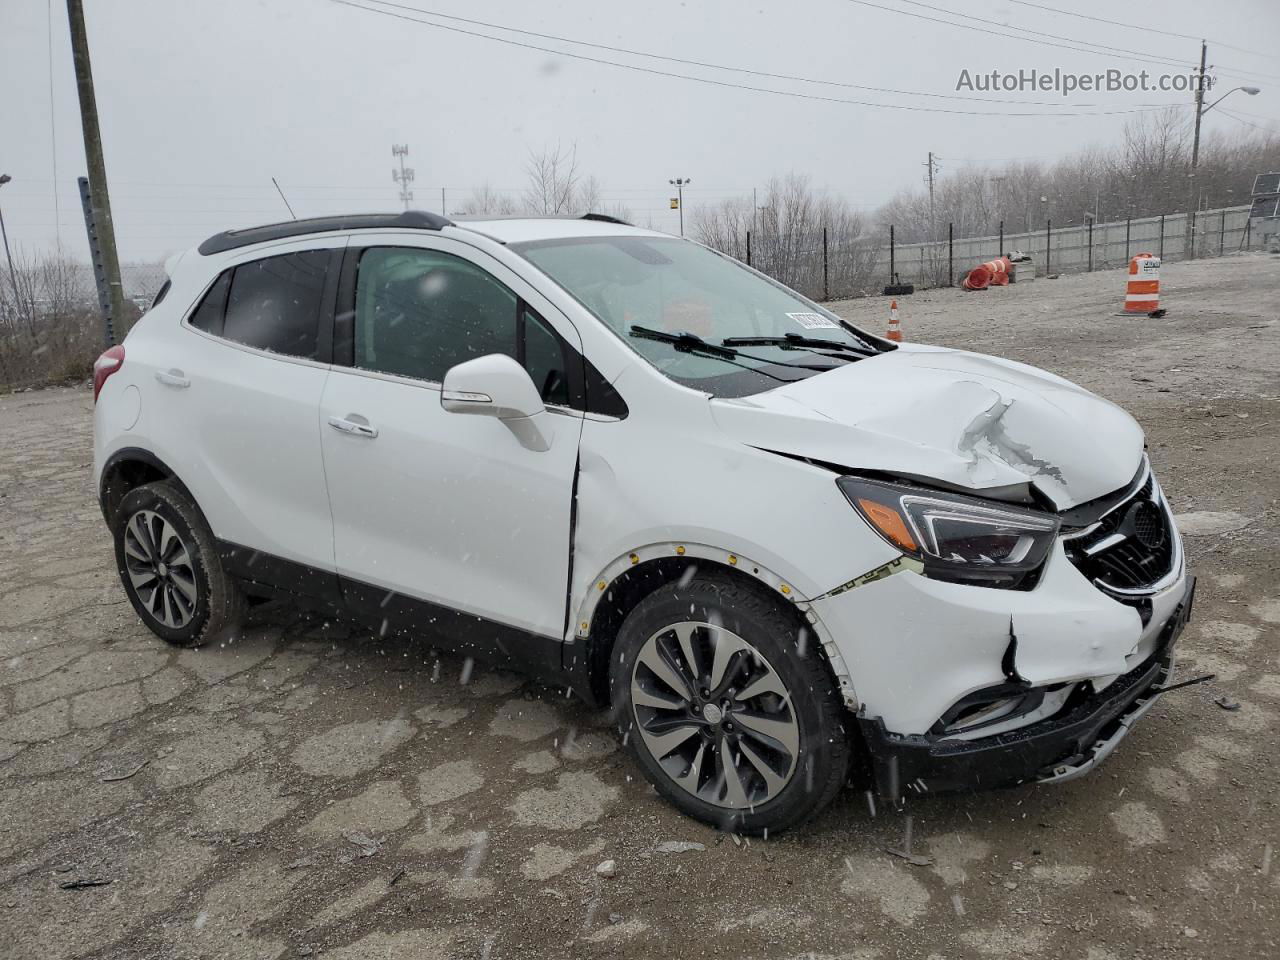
[580,212,631,226]
[197,210,454,255]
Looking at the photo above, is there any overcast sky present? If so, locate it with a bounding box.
[3,0,1278,262]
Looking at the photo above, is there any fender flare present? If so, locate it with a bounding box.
[98,446,184,520]
[571,541,859,708]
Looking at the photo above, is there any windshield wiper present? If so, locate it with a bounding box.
[627,325,846,379]
[629,325,738,358]
[720,332,877,355]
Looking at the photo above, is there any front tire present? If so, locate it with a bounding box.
[111,481,245,648]
[610,572,850,834]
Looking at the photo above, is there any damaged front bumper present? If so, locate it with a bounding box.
[856,576,1196,800]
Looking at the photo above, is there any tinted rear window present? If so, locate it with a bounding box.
[189,271,230,335]
[221,251,329,359]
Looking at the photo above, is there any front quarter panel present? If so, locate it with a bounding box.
[570,372,899,633]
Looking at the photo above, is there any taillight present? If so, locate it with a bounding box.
[93,345,125,403]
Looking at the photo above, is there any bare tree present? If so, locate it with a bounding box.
[457,182,518,216]
[694,174,876,299]
[577,175,602,215]
[522,142,582,215]
[878,111,1279,240]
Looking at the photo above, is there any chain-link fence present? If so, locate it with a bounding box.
[726,204,1258,302]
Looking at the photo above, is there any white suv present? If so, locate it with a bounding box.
[93,211,1194,832]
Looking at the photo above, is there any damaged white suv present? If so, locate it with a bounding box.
[93,212,1194,833]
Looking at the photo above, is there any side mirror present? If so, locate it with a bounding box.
[441,353,546,420]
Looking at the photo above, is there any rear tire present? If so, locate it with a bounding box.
[111,481,245,648]
[610,571,850,834]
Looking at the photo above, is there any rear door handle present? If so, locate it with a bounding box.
[155,369,190,388]
[328,415,379,439]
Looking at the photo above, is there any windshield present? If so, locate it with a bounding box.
[511,236,882,397]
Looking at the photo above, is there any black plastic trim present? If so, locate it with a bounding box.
[333,244,359,367]
[216,539,343,609]
[1057,458,1149,529]
[212,539,595,704]
[340,576,589,698]
[197,211,453,256]
[580,212,631,225]
[98,447,180,522]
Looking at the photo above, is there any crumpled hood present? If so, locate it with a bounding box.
[710,343,1144,510]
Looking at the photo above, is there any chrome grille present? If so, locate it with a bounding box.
[1064,469,1179,594]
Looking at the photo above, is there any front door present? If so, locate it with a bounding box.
[318,237,583,655]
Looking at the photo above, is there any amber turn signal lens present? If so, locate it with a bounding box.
[856,498,918,552]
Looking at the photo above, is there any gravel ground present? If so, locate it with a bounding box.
[0,253,1277,959]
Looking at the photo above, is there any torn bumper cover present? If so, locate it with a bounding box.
[857,576,1195,799]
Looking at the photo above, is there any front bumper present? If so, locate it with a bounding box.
[856,576,1195,800]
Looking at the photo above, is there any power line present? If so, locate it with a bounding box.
[1216,109,1277,133]
[999,0,1276,62]
[870,0,1188,68]
[330,0,1177,117]
[840,0,1280,85]
[352,0,1171,108]
[840,0,1186,70]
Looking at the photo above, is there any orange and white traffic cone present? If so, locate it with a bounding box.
[886,300,903,342]
[1122,253,1161,314]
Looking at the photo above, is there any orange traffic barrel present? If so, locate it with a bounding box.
[1124,254,1160,313]
[962,256,1012,291]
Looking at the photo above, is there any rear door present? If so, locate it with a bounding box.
[318,235,584,652]
[144,239,343,589]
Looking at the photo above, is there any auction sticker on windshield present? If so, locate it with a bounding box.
[787,311,840,329]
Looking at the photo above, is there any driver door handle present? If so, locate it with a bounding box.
[328,415,379,439]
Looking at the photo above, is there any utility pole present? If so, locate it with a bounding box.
[1186,40,1207,256]
[669,177,691,236]
[1183,43,1261,258]
[924,152,940,240]
[66,0,125,331]
[392,144,414,210]
[0,175,25,327]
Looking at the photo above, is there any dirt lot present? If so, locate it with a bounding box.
[1,253,1277,960]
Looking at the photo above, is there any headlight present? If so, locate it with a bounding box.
[837,477,1060,589]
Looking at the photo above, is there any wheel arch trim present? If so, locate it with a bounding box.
[98,446,186,522]
[572,542,859,709]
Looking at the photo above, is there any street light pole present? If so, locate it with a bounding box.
[669,177,691,236]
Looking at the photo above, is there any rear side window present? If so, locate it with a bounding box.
[189,271,231,335]
[221,251,328,359]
